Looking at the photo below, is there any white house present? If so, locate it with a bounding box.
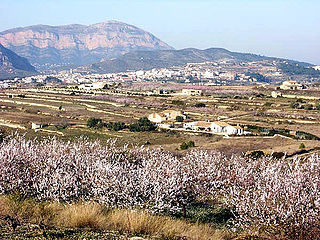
[184,121,213,131]
[280,81,304,90]
[183,121,244,135]
[225,125,244,135]
[78,82,106,90]
[31,123,43,129]
[181,89,203,96]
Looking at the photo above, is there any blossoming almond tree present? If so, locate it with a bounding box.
[0,133,319,238]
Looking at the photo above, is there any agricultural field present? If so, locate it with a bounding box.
[0,84,319,157]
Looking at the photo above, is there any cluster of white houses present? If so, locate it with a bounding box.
[148,110,244,135]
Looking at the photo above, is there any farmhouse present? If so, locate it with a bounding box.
[31,123,43,129]
[31,123,44,132]
[148,110,186,123]
[280,81,304,90]
[78,82,106,90]
[153,89,169,95]
[184,121,243,135]
[181,89,203,96]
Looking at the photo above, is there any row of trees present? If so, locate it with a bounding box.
[87,117,156,132]
[0,134,319,238]
[290,100,320,110]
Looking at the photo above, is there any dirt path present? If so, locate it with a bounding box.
[0,120,26,129]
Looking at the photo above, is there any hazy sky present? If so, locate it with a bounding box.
[1,0,319,64]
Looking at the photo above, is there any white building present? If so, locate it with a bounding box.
[312,66,320,71]
[280,81,304,90]
[181,89,203,96]
[78,82,106,90]
[184,121,243,135]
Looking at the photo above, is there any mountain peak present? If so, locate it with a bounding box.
[0,21,174,69]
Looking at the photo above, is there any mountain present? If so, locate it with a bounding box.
[0,43,37,80]
[84,47,311,73]
[0,21,174,70]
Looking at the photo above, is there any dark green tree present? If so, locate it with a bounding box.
[129,117,156,132]
[194,103,206,108]
[87,117,103,129]
[180,142,189,150]
[299,143,306,149]
[106,122,126,131]
[176,116,184,122]
[187,141,195,148]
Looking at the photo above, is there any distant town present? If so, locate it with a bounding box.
[2,59,320,89]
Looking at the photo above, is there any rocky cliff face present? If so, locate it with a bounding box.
[0,21,174,69]
[0,43,36,79]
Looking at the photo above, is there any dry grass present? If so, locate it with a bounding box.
[0,195,11,217]
[0,195,229,239]
[56,202,107,229]
[108,209,229,240]
[0,195,63,227]
[107,209,163,235]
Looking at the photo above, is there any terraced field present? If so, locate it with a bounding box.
[0,85,319,156]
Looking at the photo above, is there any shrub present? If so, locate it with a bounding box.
[271,152,285,159]
[264,102,272,107]
[171,100,185,106]
[106,122,126,131]
[290,101,300,109]
[180,142,189,150]
[176,116,184,122]
[87,117,103,129]
[129,117,156,132]
[194,103,206,108]
[187,141,195,148]
[299,143,306,149]
[246,150,264,159]
[304,104,314,110]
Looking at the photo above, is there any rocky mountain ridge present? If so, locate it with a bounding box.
[0,21,174,69]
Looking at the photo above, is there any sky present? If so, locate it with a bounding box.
[1,0,319,64]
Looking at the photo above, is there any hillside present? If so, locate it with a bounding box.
[86,47,311,73]
[0,43,37,79]
[0,21,174,69]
